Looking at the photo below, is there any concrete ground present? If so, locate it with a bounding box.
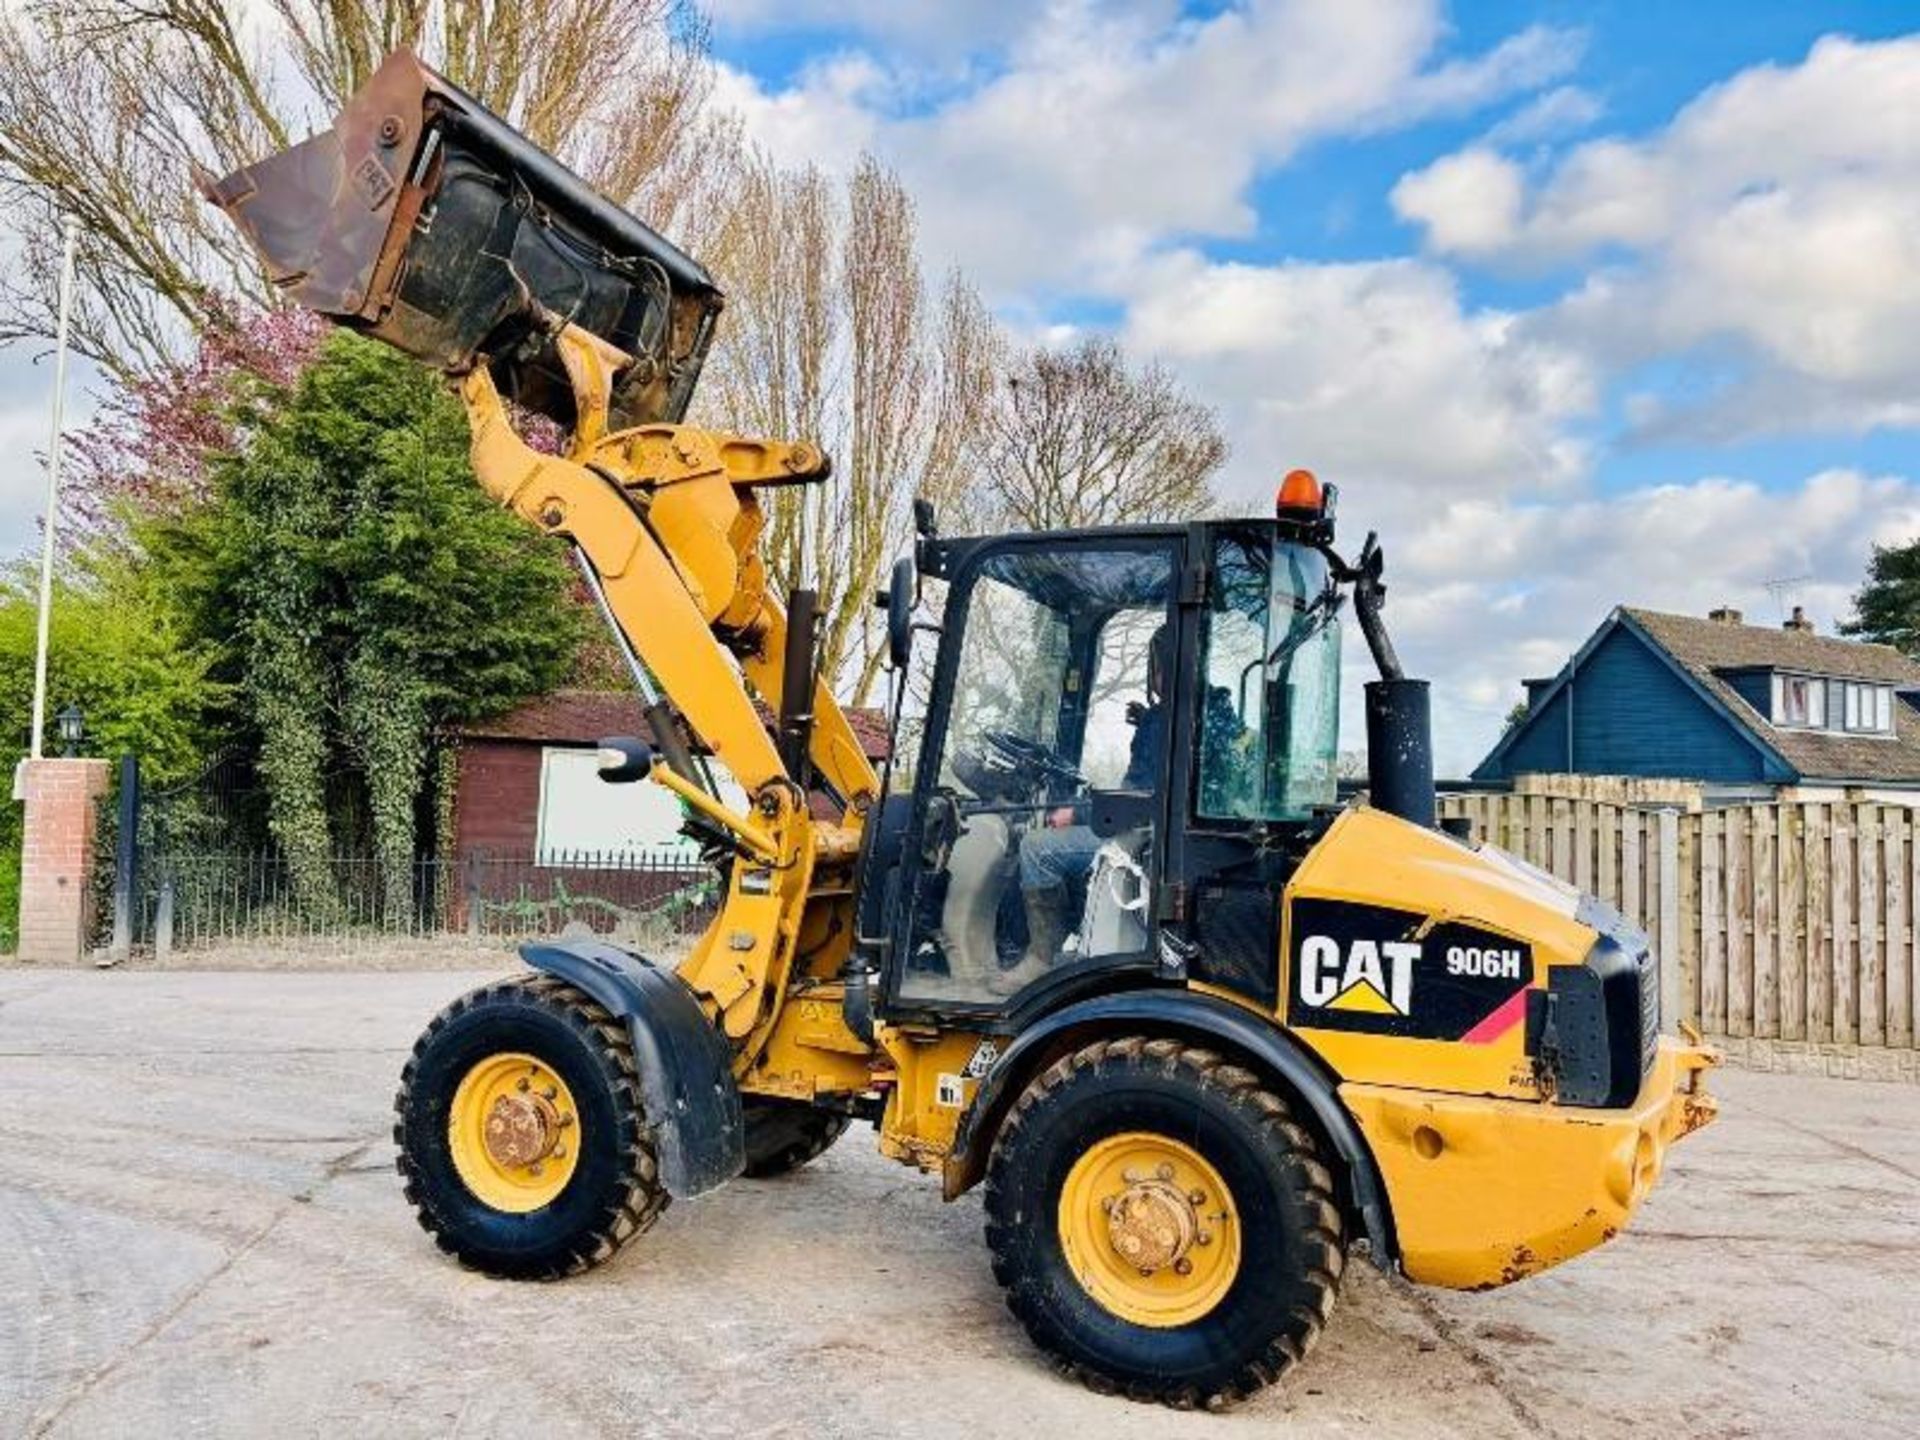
[1,970,1915,1439]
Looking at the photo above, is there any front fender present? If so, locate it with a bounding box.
[944,989,1397,1268]
[520,938,744,1198]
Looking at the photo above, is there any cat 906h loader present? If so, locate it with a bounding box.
[204,49,1719,1408]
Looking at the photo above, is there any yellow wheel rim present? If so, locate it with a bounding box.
[447,1052,580,1213]
[1057,1131,1241,1328]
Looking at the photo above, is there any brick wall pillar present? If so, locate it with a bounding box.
[14,757,111,964]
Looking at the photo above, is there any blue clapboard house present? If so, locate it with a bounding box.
[1475,606,1920,802]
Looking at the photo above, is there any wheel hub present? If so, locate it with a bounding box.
[447,1053,580,1213]
[483,1091,560,1169]
[1058,1132,1241,1328]
[1106,1178,1199,1273]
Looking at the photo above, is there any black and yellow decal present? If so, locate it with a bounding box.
[1286,897,1534,1043]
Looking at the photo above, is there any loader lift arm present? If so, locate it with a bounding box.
[460,324,878,1053]
[198,44,884,1100]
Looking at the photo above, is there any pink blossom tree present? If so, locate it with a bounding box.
[65,306,329,545]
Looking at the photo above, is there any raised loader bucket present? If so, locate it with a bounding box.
[200,47,723,430]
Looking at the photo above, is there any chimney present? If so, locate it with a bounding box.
[1784,605,1815,634]
[1708,605,1744,626]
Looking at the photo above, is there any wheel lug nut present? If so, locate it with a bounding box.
[1189,1189,1206,1206]
[558,1113,574,1128]
[528,1163,544,1177]
[1122,1167,1141,1184]
[1156,1163,1174,1181]
[1101,1196,1116,1214]
[517,1078,530,1092]
[1138,1267,1155,1278]
[1174,1257,1193,1276]
[542,1085,558,1101]
[1196,1231,1212,1246]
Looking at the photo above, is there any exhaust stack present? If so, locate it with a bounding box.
[199,48,723,431]
[1342,533,1436,829]
[1365,679,1435,829]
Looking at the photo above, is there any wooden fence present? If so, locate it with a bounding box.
[1438,792,1918,1051]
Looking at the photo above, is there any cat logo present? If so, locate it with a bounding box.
[1298,935,1418,1017]
[1288,898,1534,1041]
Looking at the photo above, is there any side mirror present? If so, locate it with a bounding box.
[596,736,655,784]
[887,556,916,671]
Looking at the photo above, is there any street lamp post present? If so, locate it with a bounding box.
[28,214,82,762]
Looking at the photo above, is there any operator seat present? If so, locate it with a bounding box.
[936,810,1015,993]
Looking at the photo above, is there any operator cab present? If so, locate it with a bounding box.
[882,519,1343,1020]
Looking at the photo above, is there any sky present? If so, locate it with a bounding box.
[4,1,1918,774]
[701,0,1920,772]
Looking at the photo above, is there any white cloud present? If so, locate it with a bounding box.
[1121,250,1596,510]
[1389,148,1524,254]
[1481,84,1604,148]
[1551,175,1920,439]
[1387,24,1586,121]
[1399,34,1920,262]
[1393,34,1920,440]
[708,55,884,173]
[718,1,1583,293]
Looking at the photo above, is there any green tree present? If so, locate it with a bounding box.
[1841,540,1920,656]
[0,556,224,949]
[145,330,585,920]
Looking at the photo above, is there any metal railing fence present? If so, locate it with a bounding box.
[137,848,720,956]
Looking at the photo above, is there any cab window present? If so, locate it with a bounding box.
[1199,530,1340,822]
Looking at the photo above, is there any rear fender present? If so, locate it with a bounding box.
[944,990,1398,1269]
[520,939,744,1197]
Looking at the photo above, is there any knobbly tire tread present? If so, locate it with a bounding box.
[983,1036,1345,1410]
[740,1101,852,1178]
[392,973,668,1279]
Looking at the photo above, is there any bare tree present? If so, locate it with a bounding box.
[702,153,839,589]
[0,0,729,374]
[980,335,1226,532]
[701,151,999,705]
[919,270,1006,533]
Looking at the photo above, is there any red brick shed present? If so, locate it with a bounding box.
[450,688,892,866]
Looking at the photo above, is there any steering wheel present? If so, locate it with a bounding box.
[980,728,1087,793]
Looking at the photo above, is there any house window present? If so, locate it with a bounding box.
[1776,675,1897,735]
[534,747,746,864]
[1838,682,1896,735]
[1773,674,1825,728]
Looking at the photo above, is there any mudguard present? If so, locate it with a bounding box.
[519,938,744,1198]
[946,989,1398,1268]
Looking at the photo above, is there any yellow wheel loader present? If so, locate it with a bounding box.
[204,50,1719,1407]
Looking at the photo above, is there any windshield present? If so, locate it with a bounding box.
[1198,528,1340,821]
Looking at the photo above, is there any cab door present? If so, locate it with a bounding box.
[883,537,1179,1018]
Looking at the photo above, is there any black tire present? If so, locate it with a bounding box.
[741,1100,851,1178]
[393,973,667,1279]
[984,1036,1345,1409]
